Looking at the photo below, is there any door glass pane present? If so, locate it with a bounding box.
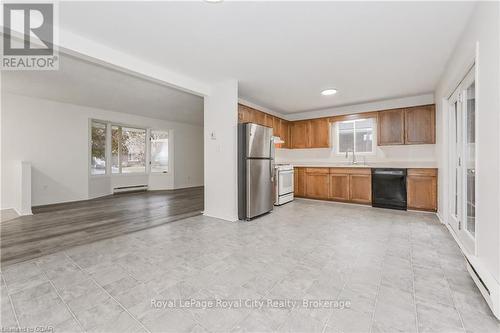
[338,121,354,153]
[121,127,146,173]
[355,119,374,153]
[111,126,120,174]
[90,122,106,175]
[465,83,476,236]
[453,102,459,220]
[151,131,169,173]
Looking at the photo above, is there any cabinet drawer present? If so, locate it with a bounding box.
[407,168,437,177]
[330,167,371,175]
[305,168,330,174]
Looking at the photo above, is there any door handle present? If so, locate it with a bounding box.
[270,138,275,182]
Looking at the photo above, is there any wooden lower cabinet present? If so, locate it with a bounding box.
[329,174,349,201]
[295,167,436,212]
[305,168,330,200]
[328,168,371,204]
[349,174,371,204]
[407,168,437,212]
[294,167,306,197]
[294,167,373,204]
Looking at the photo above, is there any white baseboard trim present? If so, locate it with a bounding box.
[202,211,238,222]
[173,184,204,190]
[436,212,446,224]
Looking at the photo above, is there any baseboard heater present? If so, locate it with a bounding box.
[113,185,148,194]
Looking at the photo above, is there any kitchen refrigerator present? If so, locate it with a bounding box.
[238,123,275,220]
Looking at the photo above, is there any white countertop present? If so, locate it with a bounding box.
[278,161,438,169]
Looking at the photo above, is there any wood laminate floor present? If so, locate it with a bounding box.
[0,187,204,267]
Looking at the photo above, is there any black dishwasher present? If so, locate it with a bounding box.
[372,168,407,210]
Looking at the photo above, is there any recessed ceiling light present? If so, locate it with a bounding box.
[321,89,338,96]
[205,0,223,3]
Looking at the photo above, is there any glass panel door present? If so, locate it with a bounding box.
[464,81,476,236]
[449,99,462,233]
[448,66,476,252]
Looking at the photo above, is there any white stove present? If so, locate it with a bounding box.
[274,164,294,205]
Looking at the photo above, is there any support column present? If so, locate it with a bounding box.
[203,80,239,221]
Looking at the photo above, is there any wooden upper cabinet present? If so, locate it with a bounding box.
[308,118,330,148]
[264,114,274,128]
[237,104,291,147]
[305,169,330,199]
[252,111,267,126]
[290,121,310,149]
[238,104,251,123]
[281,121,290,148]
[378,109,405,145]
[272,117,281,138]
[329,174,349,201]
[407,168,437,212]
[349,174,371,204]
[404,105,435,144]
[378,104,436,146]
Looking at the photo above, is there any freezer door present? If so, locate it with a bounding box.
[246,123,273,158]
[246,159,274,218]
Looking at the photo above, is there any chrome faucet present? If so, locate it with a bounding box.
[345,148,357,165]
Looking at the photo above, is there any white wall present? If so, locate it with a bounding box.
[203,80,239,221]
[435,1,500,318]
[1,92,204,209]
[285,93,434,121]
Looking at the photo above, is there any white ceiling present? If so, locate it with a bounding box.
[59,1,475,114]
[2,54,204,124]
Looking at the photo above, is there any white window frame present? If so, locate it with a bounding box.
[333,118,377,155]
[89,119,173,178]
[111,124,148,176]
[89,120,109,177]
[150,129,170,174]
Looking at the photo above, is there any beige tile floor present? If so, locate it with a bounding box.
[1,199,499,333]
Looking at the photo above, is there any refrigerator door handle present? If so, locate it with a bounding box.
[270,136,275,160]
[269,137,275,182]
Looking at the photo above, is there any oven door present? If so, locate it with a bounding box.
[278,170,294,196]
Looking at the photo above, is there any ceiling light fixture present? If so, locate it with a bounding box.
[204,0,223,3]
[321,89,338,96]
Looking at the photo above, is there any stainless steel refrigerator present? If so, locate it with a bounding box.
[238,123,275,220]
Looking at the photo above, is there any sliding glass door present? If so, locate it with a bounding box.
[448,66,476,252]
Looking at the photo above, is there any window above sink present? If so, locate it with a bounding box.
[332,118,376,155]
